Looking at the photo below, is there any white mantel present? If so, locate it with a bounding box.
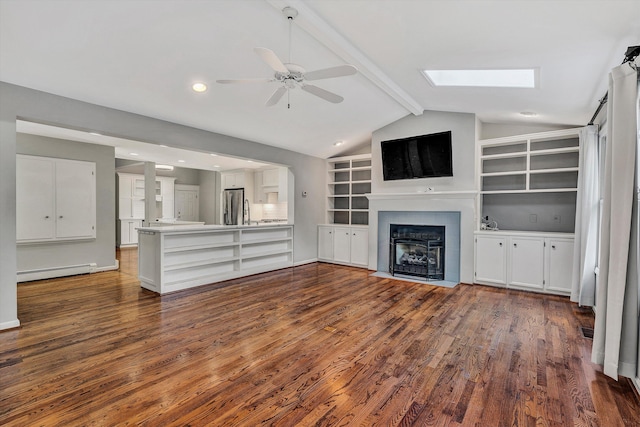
[366,191,478,284]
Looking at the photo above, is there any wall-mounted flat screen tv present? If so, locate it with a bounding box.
[381,131,453,181]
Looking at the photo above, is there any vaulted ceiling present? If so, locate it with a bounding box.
[1,0,638,159]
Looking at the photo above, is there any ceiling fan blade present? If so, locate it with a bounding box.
[265,87,287,107]
[254,47,288,74]
[304,65,358,81]
[216,78,274,84]
[301,85,344,103]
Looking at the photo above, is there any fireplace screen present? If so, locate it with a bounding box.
[389,224,445,280]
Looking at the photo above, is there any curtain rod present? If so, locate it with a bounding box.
[587,45,639,125]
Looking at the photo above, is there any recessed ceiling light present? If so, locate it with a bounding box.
[89,132,102,136]
[159,144,168,148]
[129,152,139,156]
[178,159,185,163]
[214,165,220,168]
[210,153,218,157]
[520,111,538,117]
[192,82,207,93]
[333,141,343,146]
[155,164,174,171]
[422,69,536,88]
[247,160,253,163]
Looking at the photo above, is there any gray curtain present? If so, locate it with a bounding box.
[571,125,599,306]
[591,59,639,380]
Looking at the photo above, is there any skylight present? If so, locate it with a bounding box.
[422,69,536,88]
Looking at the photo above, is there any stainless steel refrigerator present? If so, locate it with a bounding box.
[223,188,244,225]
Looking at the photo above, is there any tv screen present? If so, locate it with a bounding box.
[381,131,453,181]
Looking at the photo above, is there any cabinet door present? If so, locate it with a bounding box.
[509,237,544,290]
[318,226,334,260]
[118,174,133,198]
[263,169,279,186]
[55,160,96,239]
[545,238,574,294]
[333,227,351,263]
[16,156,55,241]
[475,235,507,285]
[133,177,145,197]
[119,197,133,219]
[254,171,265,203]
[350,228,369,266]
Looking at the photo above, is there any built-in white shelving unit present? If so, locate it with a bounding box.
[326,154,372,225]
[137,224,293,294]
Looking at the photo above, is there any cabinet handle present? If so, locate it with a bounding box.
[346,232,349,235]
[499,242,502,247]
[329,231,332,234]
[552,245,556,249]
[59,215,64,219]
[45,215,49,219]
[513,243,517,248]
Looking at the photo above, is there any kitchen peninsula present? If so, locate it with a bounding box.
[137,223,293,294]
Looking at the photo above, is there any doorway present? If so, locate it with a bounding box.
[175,185,200,221]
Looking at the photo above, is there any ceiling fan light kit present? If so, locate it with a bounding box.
[216,7,357,108]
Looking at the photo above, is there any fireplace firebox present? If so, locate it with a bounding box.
[389,224,445,280]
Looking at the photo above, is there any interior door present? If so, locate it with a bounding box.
[175,188,199,221]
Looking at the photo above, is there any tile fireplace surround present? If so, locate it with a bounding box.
[366,192,477,284]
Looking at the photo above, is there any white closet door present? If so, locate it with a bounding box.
[55,160,96,239]
[16,156,55,241]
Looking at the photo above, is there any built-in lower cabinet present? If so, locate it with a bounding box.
[318,225,368,267]
[118,219,142,247]
[474,231,574,296]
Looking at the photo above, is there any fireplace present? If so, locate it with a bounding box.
[389,224,445,280]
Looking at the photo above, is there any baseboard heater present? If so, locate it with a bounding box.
[17,263,97,283]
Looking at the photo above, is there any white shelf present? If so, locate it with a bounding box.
[326,154,371,226]
[164,256,240,271]
[164,241,239,253]
[530,146,580,156]
[529,167,579,174]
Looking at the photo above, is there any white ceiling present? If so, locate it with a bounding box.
[1,0,638,160]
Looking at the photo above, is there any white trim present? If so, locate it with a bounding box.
[293,258,318,267]
[91,260,119,273]
[17,263,96,282]
[366,191,477,201]
[0,319,20,331]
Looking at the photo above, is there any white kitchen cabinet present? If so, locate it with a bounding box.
[118,219,141,247]
[545,238,574,294]
[254,167,288,203]
[474,231,574,296]
[508,236,544,290]
[222,171,245,189]
[317,225,369,268]
[17,155,96,243]
[118,173,175,220]
[474,235,507,286]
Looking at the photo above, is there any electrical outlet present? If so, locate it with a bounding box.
[302,191,307,197]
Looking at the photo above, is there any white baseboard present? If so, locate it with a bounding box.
[17,263,97,282]
[0,319,21,331]
[91,259,119,273]
[294,258,318,267]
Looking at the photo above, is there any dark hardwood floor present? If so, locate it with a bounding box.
[1,248,638,426]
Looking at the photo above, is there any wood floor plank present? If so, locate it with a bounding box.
[1,250,638,426]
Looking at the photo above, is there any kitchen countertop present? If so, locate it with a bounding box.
[137,222,293,233]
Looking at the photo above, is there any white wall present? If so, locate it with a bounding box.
[372,110,477,194]
[0,81,326,330]
[17,133,116,272]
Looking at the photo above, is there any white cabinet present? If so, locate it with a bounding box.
[474,231,574,295]
[333,227,351,263]
[117,173,175,220]
[508,236,544,290]
[317,225,369,267]
[254,167,288,204]
[318,226,334,260]
[545,238,574,293]
[474,235,507,286]
[17,155,96,243]
[222,171,245,189]
[118,219,141,247]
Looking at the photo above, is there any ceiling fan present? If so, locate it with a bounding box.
[216,7,357,108]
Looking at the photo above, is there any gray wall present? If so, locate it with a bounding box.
[17,134,116,271]
[198,170,220,224]
[372,110,477,193]
[0,81,326,329]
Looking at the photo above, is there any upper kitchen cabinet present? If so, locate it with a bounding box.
[17,155,96,243]
[254,166,289,204]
